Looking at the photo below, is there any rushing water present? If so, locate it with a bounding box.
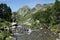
[11,25,57,40]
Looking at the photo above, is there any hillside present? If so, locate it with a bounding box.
[16,3,53,25]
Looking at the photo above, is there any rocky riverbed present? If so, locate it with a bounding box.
[11,25,57,40]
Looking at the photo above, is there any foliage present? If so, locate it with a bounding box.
[32,8,51,28]
[0,3,12,40]
[6,36,11,40]
[32,0,60,33]
[50,0,60,33]
[0,3,12,22]
[14,0,60,34]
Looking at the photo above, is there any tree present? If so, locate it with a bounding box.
[0,3,12,40]
[50,0,60,33]
[0,3,12,22]
[51,0,60,24]
[32,8,52,29]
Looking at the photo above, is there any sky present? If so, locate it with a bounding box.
[0,0,55,12]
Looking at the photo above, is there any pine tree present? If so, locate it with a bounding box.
[0,3,12,22]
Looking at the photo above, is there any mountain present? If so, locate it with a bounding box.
[35,4,43,10]
[16,3,53,24]
[17,5,31,16]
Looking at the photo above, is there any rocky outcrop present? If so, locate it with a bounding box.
[17,5,31,16]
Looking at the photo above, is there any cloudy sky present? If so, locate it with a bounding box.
[0,0,55,12]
